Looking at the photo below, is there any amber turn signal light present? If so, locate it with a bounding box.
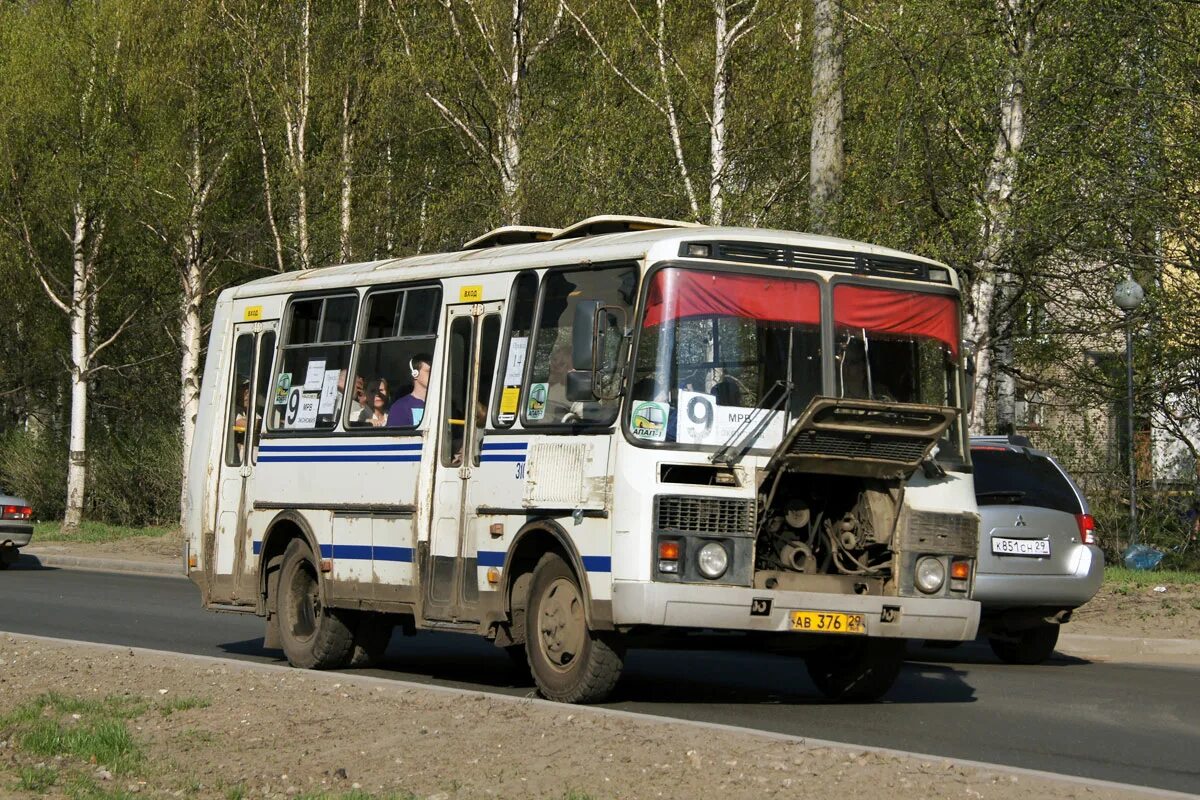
[950,560,970,580]
[658,540,680,561]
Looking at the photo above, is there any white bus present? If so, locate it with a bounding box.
[186,215,980,703]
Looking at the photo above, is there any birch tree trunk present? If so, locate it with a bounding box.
[501,0,524,225]
[64,201,93,530]
[338,0,366,263]
[709,0,730,226]
[966,0,1031,433]
[809,0,843,236]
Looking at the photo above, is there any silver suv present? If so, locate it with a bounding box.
[970,436,1104,663]
[0,486,33,569]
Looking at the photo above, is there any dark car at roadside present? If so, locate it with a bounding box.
[970,436,1104,664]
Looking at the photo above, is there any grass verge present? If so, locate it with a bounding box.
[31,521,178,545]
[1105,566,1200,587]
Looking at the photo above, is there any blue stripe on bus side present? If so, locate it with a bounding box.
[480,441,528,451]
[479,454,526,462]
[257,455,421,463]
[250,541,413,563]
[259,443,422,452]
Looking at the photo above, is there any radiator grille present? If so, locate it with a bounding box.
[787,430,929,463]
[654,495,755,537]
[901,510,978,556]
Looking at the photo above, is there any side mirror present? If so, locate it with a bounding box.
[570,300,629,400]
[572,300,602,371]
[565,369,593,402]
[962,340,977,414]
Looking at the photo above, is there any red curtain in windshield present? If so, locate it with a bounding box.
[642,269,820,327]
[833,284,959,356]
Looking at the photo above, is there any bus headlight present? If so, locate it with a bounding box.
[914,556,946,594]
[697,542,729,579]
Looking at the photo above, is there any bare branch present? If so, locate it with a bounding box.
[85,309,139,366]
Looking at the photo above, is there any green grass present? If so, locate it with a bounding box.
[0,693,147,775]
[15,765,58,793]
[158,697,211,716]
[32,521,177,544]
[1105,566,1200,587]
[292,793,419,800]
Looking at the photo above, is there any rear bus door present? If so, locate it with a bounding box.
[212,321,277,604]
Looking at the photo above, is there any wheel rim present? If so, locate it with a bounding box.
[287,559,321,641]
[537,577,586,672]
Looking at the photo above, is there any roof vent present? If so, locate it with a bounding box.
[549,215,701,241]
[460,225,560,251]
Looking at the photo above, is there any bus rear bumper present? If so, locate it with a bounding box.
[611,581,980,641]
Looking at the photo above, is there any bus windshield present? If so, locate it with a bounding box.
[629,268,964,461]
[629,268,823,449]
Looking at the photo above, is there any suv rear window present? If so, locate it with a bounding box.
[971,448,1082,514]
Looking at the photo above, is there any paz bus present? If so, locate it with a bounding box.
[185,215,980,703]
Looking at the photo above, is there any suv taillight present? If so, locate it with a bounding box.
[1075,513,1096,545]
[2,504,32,520]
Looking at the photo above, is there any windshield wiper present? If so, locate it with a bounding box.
[710,380,792,465]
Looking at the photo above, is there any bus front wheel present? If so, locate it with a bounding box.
[525,552,623,703]
[278,539,354,669]
[805,638,905,702]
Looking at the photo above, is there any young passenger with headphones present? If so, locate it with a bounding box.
[386,353,432,427]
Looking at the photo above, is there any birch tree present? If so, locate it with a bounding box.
[965,0,1036,434]
[0,4,137,528]
[391,0,567,226]
[808,0,842,235]
[566,0,769,225]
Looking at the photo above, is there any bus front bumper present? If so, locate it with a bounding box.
[611,581,980,641]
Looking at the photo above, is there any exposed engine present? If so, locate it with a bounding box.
[755,474,901,578]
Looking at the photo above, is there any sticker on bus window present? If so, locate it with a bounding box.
[526,382,548,420]
[274,373,293,405]
[284,387,319,429]
[503,338,528,384]
[630,401,670,442]
[499,386,521,418]
[676,390,785,446]
[303,359,326,390]
[317,370,340,415]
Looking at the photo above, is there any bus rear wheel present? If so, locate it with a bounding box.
[525,552,622,704]
[278,539,354,669]
[805,638,905,702]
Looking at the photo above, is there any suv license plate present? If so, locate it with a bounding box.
[790,611,865,634]
[992,537,1051,556]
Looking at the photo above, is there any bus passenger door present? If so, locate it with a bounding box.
[212,322,277,604]
[425,302,501,623]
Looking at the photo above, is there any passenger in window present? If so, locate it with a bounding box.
[387,353,432,427]
[359,379,390,427]
[233,381,251,433]
[347,373,367,422]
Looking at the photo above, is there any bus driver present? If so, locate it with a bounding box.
[386,353,431,427]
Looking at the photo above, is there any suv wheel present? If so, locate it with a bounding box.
[988,622,1059,664]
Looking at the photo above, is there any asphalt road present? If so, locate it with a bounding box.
[3,565,1199,795]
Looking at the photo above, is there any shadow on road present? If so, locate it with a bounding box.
[8,554,58,572]
[908,639,1092,668]
[218,630,978,705]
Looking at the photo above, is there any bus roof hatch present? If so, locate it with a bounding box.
[461,225,560,251]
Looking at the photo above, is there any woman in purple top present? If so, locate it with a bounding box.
[387,353,431,426]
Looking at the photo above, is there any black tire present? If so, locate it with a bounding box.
[347,613,394,668]
[988,623,1059,665]
[0,545,17,569]
[277,539,354,669]
[805,638,905,702]
[525,552,623,703]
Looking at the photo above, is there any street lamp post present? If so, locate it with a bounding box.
[1113,276,1144,547]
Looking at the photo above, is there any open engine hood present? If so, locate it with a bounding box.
[766,397,957,480]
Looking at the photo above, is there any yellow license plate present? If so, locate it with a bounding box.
[790,610,866,634]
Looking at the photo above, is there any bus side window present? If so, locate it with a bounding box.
[270,294,358,432]
[493,271,538,428]
[347,285,441,430]
[250,331,276,461]
[441,316,473,466]
[522,264,637,428]
[225,334,255,467]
